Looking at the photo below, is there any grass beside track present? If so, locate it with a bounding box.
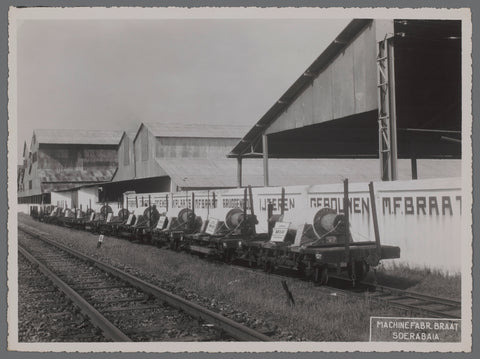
[18,214,459,341]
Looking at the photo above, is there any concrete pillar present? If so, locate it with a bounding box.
[411,157,418,179]
[236,157,242,188]
[262,134,269,187]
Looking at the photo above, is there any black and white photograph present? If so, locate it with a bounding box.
[7,7,472,352]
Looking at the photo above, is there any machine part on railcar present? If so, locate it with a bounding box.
[118,208,130,221]
[311,208,351,244]
[131,204,161,243]
[100,204,113,217]
[186,187,259,261]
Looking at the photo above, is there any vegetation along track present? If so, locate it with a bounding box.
[225,263,461,320]
[18,225,273,342]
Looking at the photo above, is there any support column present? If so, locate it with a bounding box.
[236,156,242,188]
[411,157,418,180]
[376,35,398,181]
[262,134,269,187]
[387,39,398,180]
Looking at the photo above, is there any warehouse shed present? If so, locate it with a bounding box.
[229,19,461,185]
[99,122,250,200]
[18,129,122,204]
[132,122,250,179]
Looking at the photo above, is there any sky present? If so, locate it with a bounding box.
[15,17,349,158]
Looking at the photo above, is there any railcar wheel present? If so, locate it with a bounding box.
[247,255,256,268]
[348,260,369,284]
[223,250,232,264]
[171,238,180,251]
[314,266,329,285]
[263,261,273,273]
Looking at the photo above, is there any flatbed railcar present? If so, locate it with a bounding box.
[130,206,161,243]
[114,213,137,239]
[184,187,266,262]
[151,207,202,250]
[96,208,127,236]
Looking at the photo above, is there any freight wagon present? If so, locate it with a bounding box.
[29,179,400,284]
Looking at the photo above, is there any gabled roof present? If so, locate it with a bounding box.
[134,122,249,142]
[119,130,138,145]
[33,129,123,145]
[229,19,372,157]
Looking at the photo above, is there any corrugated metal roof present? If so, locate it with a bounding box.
[157,158,461,189]
[142,122,249,139]
[34,129,123,145]
[229,19,372,157]
[38,168,116,183]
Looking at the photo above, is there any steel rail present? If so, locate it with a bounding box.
[18,244,132,342]
[234,264,461,319]
[368,283,461,307]
[19,225,273,342]
[361,283,461,319]
[327,274,461,319]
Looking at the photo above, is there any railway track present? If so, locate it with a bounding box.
[219,263,461,320]
[315,274,461,319]
[18,225,273,342]
[18,254,106,342]
[19,220,461,342]
[358,281,461,319]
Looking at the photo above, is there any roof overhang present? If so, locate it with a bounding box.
[229,19,462,161]
[228,19,373,158]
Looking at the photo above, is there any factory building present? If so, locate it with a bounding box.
[91,122,249,202]
[229,19,461,184]
[132,122,248,179]
[18,129,122,205]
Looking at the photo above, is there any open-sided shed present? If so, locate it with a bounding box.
[18,129,122,204]
[229,19,461,185]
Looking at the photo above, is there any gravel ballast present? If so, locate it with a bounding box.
[18,238,106,342]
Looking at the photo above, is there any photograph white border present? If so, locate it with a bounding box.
[7,6,473,352]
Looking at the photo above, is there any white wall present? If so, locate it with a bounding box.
[17,204,31,214]
[50,191,72,208]
[77,187,100,211]
[307,178,462,273]
[125,178,464,273]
